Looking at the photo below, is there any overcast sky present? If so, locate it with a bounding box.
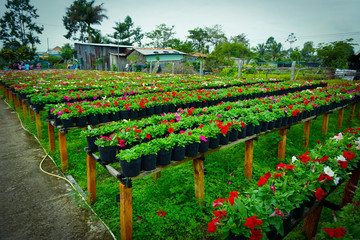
[1,0,359,53]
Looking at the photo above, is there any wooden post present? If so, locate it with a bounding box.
[322,113,329,134]
[87,154,97,204]
[341,168,360,207]
[302,205,323,240]
[337,108,344,129]
[14,95,19,109]
[237,60,243,78]
[358,103,360,118]
[290,61,296,80]
[193,157,205,204]
[303,120,311,148]
[48,122,55,151]
[29,108,35,121]
[35,112,42,139]
[120,182,133,240]
[349,103,356,122]
[278,129,287,159]
[244,139,254,179]
[153,171,161,182]
[9,91,13,103]
[58,131,68,171]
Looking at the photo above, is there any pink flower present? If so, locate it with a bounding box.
[216,114,221,117]
[56,110,63,115]
[331,133,343,140]
[200,135,207,142]
[270,207,284,217]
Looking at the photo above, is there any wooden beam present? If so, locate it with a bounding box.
[58,131,68,171]
[193,157,205,204]
[303,120,311,148]
[322,113,329,134]
[22,101,28,120]
[341,168,360,207]
[278,129,287,159]
[48,122,55,151]
[244,139,254,179]
[87,154,97,204]
[35,112,42,139]
[153,171,161,182]
[120,182,133,240]
[337,108,344,129]
[349,103,356,122]
[302,205,323,240]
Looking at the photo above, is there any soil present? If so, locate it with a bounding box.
[0,98,114,240]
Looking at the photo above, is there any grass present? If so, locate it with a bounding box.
[2,87,359,240]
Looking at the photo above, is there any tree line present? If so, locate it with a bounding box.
[0,0,357,70]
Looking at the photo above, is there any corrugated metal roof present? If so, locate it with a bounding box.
[75,42,133,48]
[133,47,186,56]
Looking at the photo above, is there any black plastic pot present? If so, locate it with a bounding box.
[281,117,288,127]
[268,120,275,130]
[54,115,62,126]
[238,126,247,139]
[185,142,200,157]
[138,109,146,118]
[100,113,109,123]
[172,146,186,161]
[141,154,157,171]
[226,231,247,240]
[229,129,238,141]
[157,148,172,165]
[291,203,306,219]
[146,107,154,116]
[88,114,99,125]
[219,133,230,145]
[246,124,255,136]
[61,117,74,128]
[162,105,169,113]
[76,116,87,127]
[120,110,129,120]
[209,136,220,148]
[254,123,261,134]
[199,140,209,153]
[110,111,120,121]
[98,145,117,165]
[260,121,269,132]
[86,135,98,152]
[154,105,162,114]
[129,110,138,119]
[120,157,141,177]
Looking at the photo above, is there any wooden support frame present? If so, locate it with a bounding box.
[58,131,68,171]
[35,112,42,139]
[337,108,344,129]
[193,157,205,204]
[48,122,56,151]
[349,103,356,122]
[13,94,19,109]
[120,182,133,240]
[29,108,35,121]
[322,113,329,134]
[302,120,311,148]
[341,168,360,207]
[153,171,161,182]
[87,154,97,204]
[302,205,323,240]
[244,139,254,179]
[278,129,287,159]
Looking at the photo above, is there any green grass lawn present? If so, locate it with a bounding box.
[3,89,359,240]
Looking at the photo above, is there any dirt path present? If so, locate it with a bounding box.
[0,98,114,240]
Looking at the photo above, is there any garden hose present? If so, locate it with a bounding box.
[3,98,117,240]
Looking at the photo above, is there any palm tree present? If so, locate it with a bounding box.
[254,43,266,60]
[63,0,108,43]
[270,42,283,61]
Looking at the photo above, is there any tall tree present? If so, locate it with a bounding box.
[205,24,227,47]
[253,43,266,60]
[317,38,355,69]
[167,39,195,53]
[301,41,315,62]
[108,16,143,46]
[60,43,75,62]
[91,29,111,43]
[63,0,108,43]
[286,33,297,54]
[187,27,209,53]
[230,33,249,46]
[0,0,44,50]
[145,24,175,48]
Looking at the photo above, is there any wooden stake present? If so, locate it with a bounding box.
[193,157,205,204]
[29,108,35,121]
[87,154,97,204]
[349,103,356,122]
[22,101,28,119]
[9,91,13,102]
[48,122,55,151]
[303,120,311,148]
[244,139,254,179]
[35,112,42,139]
[302,205,323,240]
[278,129,287,159]
[337,108,344,129]
[153,171,161,182]
[322,113,329,134]
[58,131,68,171]
[341,168,360,207]
[14,94,19,109]
[120,182,133,240]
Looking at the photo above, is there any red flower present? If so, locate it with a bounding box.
[229,191,238,198]
[346,143,353,148]
[320,156,329,162]
[322,227,346,238]
[257,177,268,187]
[338,160,348,169]
[274,173,284,178]
[244,215,263,229]
[315,188,325,201]
[227,105,232,110]
[343,150,355,160]
[207,218,219,232]
[212,210,227,220]
[226,196,235,206]
[146,133,151,140]
[285,165,295,170]
[270,206,284,217]
[212,198,225,208]
[157,210,166,217]
[318,173,333,182]
[299,151,311,163]
[316,140,321,144]
[264,172,271,180]
[276,163,287,170]
[168,127,174,134]
[250,230,263,240]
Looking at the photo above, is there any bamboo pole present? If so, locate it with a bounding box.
[48,122,55,151]
[87,154,97,204]
[322,113,329,134]
[303,120,311,148]
[120,182,133,240]
[349,103,356,122]
[302,205,323,240]
[35,112,42,139]
[58,131,68,171]
[341,168,360,207]
[278,129,287,159]
[244,139,254,179]
[193,157,205,204]
[337,108,344,129]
